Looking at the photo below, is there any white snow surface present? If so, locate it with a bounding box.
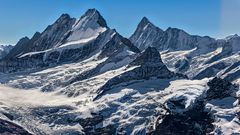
[1,12,240,135]
[206,97,240,135]
[67,9,107,42]
[0,63,216,135]
[0,54,239,134]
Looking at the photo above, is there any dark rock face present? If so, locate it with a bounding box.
[152,78,236,135]
[98,32,140,59]
[222,61,240,82]
[26,14,75,53]
[175,58,189,72]
[3,37,30,59]
[193,62,229,80]
[224,69,240,82]
[237,111,240,120]
[206,77,236,100]
[83,9,108,28]
[129,17,164,51]
[4,14,75,60]
[166,96,187,111]
[0,9,139,74]
[130,17,240,81]
[0,119,32,135]
[0,13,76,72]
[0,45,14,60]
[130,17,219,53]
[129,47,164,67]
[130,17,223,53]
[152,101,214,135]
[0,52,46,73]
[66,32,140,87]
[85,125,116,135]
[223,61,240,75]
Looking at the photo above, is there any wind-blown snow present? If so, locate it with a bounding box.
[206,97,240,134]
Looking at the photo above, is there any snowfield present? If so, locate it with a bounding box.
[1,74,239,134]
[0,85,84,134]
[0,79,206,134]
[0,8,239,135]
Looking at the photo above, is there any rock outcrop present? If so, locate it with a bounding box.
[0,119,32,135]
[95,47,185,100]
[206,77,237,100]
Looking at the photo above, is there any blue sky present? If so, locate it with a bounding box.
[0,0,239,44]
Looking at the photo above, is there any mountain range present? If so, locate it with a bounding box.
[0,9,239,135]
[0,45,13,59]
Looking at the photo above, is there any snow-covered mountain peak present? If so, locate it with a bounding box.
[66,9,108,42]
[130,17,164,50]
[0,9,240,135]
[73,8,108,29]
[138,17,162,32]
[82,8,107,28]
[225,34,239,40]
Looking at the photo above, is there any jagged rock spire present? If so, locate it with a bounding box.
[82,8,108,28]
[56,13,71,23]
[130,47,164,67]
[139,17,151,26]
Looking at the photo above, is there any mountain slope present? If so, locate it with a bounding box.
[0,45,13,59]
[96,47,184,100]
[0,9,239,135]
[130,17,240,82]
[0,9,139,73]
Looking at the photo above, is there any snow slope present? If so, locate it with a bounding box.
[130,17,240,82]
[1,46,239,134]
[1,75,238,134]
[0,77,207,134]
[0,9,239,135]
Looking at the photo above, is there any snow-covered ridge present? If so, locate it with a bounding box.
[0,9,139,73]
[0,8,239,135]
[3,9,108,61]
[67,9,108,42]
[130,17,240,81]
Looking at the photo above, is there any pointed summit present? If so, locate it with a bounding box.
[67,9,108,42]
[3,37,30,60]
[56,13,72,23]
[130,17,164,50]
[139,17,151,26]
[130,47,164,67]
[78,8,108,28]
[137,17,157,31]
